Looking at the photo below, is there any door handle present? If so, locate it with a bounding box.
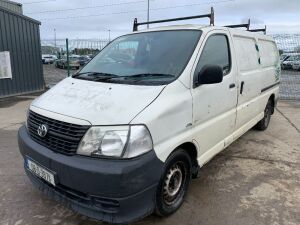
[240,81,245,94]
[229,83,235,89]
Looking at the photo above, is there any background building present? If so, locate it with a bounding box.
[0,0,44,98]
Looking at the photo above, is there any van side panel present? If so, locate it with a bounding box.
[233,31,280,133]
[256,38,280,112]
[233,35,262,130]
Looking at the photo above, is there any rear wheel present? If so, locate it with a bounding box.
[155,149,191,216]
[255,99,273,131]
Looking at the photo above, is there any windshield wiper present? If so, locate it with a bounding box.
[125,73,175,79]
[72,72,119,78]
[72,72,175,83]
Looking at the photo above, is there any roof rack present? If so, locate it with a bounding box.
[249,26,267,34]
[225,19,250,30]
[225,19,267,34]
[133,7,214,31]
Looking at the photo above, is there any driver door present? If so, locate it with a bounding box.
[191,30,238,162]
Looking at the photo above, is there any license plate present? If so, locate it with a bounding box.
[26,158,56,186]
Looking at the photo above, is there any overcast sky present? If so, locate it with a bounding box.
[19,0,300,40]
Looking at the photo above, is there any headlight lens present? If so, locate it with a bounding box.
[77,126,129,157]
[77,125,153,158]
[123,125,153,158]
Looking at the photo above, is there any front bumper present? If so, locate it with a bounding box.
[18,126,164,224]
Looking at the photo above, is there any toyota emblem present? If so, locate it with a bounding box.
[37,124,48,137]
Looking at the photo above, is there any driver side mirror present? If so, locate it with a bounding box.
[194,65,223,88]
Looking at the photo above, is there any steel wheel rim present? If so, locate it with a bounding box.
[163,162,186,205]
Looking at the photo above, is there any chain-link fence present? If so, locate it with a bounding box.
[41,34,300,101]
[273,34,300,101]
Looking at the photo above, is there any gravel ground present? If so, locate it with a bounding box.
[0,97,300,225]
[43,64,300,100]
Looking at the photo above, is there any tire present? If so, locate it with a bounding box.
[155,149,192,217]
[255,99,273,131]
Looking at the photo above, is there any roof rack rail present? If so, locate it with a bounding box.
[225,19,250,30]
[133,7,214,31]
[249,26,267,34]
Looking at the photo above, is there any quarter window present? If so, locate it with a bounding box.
[194,34,231,79]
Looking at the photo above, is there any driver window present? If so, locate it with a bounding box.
[195,34,231,77]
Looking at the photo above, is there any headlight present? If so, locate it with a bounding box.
[77,125,153,158]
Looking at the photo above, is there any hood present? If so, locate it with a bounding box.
[32,77,165,125]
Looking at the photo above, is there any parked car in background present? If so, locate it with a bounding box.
[281,53,300,70]
[87,54,95,59]
[42,54,55,64]
[78,56,90,66]
[55,56,80,70]
[292,55,300,70]
[50,55,58,61]
[280,53,290,63]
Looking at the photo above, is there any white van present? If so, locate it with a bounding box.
[18,11,280,224]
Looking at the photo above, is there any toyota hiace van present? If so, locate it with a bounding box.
[18,10,280,224]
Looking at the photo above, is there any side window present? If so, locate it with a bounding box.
[195,34,231,78]
[234,36,259,72]
[258,40,279,67]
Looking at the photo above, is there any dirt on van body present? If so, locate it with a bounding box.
[0,99,299,225]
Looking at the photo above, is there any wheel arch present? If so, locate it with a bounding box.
[269,93,275,114]
[169,142,199,178]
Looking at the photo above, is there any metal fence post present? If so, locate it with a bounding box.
[66,38,70,77]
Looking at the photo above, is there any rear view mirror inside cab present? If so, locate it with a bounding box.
[194,64,223,87]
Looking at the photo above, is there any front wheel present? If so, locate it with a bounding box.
[155,149,191,216]
[255,99,273,131]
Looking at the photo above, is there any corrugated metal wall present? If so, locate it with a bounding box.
[0,6,44,98]
[0,0,22,14]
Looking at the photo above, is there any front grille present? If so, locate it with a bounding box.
[27,110,90,155]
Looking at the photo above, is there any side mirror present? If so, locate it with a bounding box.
[195,65,223,87]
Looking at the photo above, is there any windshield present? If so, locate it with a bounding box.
[77,30,201,85]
